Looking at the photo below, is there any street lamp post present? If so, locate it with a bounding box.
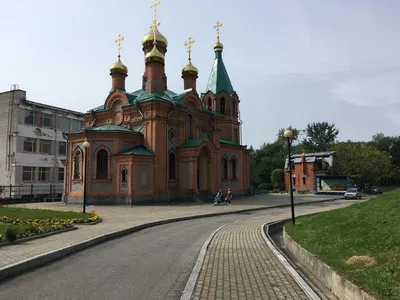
[284,129,295,224]
[82,137,90,214]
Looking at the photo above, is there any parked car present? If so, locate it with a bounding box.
[344,188,362,199]
[368,186,383,194]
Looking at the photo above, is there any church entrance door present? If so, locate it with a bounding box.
[198,147,212,193]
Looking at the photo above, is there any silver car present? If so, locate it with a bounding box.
[344,188,362,199]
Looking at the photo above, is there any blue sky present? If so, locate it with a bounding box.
[1,0,399,148]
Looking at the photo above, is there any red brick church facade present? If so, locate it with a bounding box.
[63,13,250,204]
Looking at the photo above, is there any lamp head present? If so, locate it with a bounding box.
[83,139,90,149]
[284,129,293,139]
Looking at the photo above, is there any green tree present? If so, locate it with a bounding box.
[302,122,339,152]
[332,141,392,185]
[271,169,284,188]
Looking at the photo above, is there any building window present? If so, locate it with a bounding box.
[24,110,39,126]
[96,149,108,179]
[187,115,193,139]
[58,141,67,155]
[40,113,52,128]
[22,167,35,182]
[302,177,306,185]
[121,167,127,183]
[58,168,64,181]
[169,152,176,179]
[38,167,50,181]
[207,98,212,110]
[220,97,225,114]
[72,119,84,132]
[73,148,82,180]
[222,157,228,179]
[58,117,70,131]
[230,158,237,179]
[24,138,36,153]
[293,176,296,185]
[39,139,52,154]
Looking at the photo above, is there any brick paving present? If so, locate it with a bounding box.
[192,217,310,300]
[0,194,335,270]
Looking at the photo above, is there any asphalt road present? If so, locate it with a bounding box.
[0,200,357,300]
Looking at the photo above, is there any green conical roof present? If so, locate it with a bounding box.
[205,50,234,94]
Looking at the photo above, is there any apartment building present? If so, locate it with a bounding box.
[0,87,84,198]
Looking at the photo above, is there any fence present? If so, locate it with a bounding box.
[0,184,63,203]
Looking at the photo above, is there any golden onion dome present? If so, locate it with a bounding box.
[142,28,168,48]
[214,41,223,52]
[182,59,198,76]
[145,44,165,63]
[110,55,128,74]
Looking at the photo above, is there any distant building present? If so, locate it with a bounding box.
[0,87,84,198]
[284,152,346,193]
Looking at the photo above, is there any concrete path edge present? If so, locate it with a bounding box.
[179,223,228,300]
[261,222,321,300]
[0,197,339,282]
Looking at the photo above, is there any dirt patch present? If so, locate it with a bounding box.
[346,255,376,267]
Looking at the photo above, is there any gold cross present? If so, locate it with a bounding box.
[184,37,195,60]
[114,33,124,56]
[150,0,161,24]
[150,20,161,45]
[213,21,223,41]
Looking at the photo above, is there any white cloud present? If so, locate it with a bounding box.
[330,72,400,106]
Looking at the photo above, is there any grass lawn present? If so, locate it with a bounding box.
[285,187,400,300]
[0,206,91,221]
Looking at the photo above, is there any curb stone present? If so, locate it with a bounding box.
[0,197,341,282]
[179,224,229,300]
[0,227,78,248]
[261,222,321,300]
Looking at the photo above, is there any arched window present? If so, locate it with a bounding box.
[222,158,228,179]
[208,98,212,110]
[187,115,193,139]
[96,149,108,179]
[230,158,237,179]
[302,177,306,185]
[73,149,82,180]
[121,167,127,183]
[220,97,225,114]
[169,152,176,179]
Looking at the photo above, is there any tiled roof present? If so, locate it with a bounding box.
[71,124,140,134]
[205,51,235,95]
[114,145,155,156]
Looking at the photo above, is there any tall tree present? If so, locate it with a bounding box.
[332,141,392,185]
[302,122,339,152]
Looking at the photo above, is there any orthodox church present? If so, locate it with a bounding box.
[63,4,250,204]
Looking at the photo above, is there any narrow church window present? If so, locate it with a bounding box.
[208,98,212,110]
[96,149,108,179]
[230,158,237,179]
[121,167,127,183]
[293,176,296,185]
[73,149,82,180]
[302,177,306,185]
[187,115,193,139]
[222,158,228,179]
[220,97,225,114]
[169,152,176,179]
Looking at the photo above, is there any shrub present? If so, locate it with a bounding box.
[5,226,18,242]
[258,183,273,191]
[271,169,284,188]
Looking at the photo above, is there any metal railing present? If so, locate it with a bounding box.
[0,184,63,203]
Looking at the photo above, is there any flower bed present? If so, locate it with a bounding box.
[0,211,101,242]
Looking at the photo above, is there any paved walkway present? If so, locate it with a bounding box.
[0,194,336,269]
[192,219,309,300]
